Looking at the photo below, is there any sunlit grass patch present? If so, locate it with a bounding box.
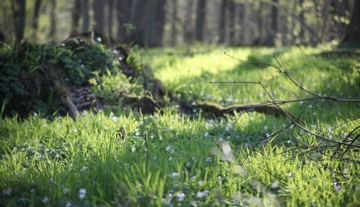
[1,46,360,206]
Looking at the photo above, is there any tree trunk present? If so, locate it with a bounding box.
[108,0,114,36]
[11,0,26,43]
[242,0,250,45]
[299,0,305,43]
[184,0,193,44]
[152,0,166,47]
[32,0,42,40]
[228,0,236,45]
[256,1,263,45]
[270,0,278,46]
[117,1,131,41]
[343,0,360,44]
[171,0,178,47]
[195,0,206,42]
[70,0,81,36]
[48,0,56,39]
[218,0,227,44]
[81,0,90,32]
[93,0,104,33]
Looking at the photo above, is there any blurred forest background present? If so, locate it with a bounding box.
[0,0,359,47]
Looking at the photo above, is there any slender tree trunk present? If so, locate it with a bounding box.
[343,0,360,43]
[32,0,42,40]
[171,0,178,47]
[153,0,166,47]
[108,0,114,35]
[218,0,227,44]
[256,1,263,45]
[299,0,305,43]
[93,0,104,33]
[243,0,250,45]
[228,0,236,45]
[117,1,130,41]
[49,0,56,39]
[184,0,193,44]
[270,0,278,46]
[11,0,26,43]
[81,0,90,32]
[195,0,206,42]
[70,0,81,36]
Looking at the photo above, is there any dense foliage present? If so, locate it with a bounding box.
[0,40,130,118]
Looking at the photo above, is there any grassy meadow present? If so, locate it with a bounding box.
[1,45,360,206]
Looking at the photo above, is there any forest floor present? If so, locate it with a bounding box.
[0,45,360,206]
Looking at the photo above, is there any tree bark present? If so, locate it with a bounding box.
[195,0,206,42]
[184,0,193,44]
[218,0,227,44]
[270,0,278,46]
[93,0,104,33]
[171,0,178,47]
[228,0,236,45]
[343,0,360,44]
[299,0,305,43]
[70,0,81,36]
[81,0,90,32]
[49,0,56,39]
[11,0,26,43]
[32,0,42,40]
[108,0,114,35]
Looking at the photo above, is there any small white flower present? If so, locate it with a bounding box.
[176,192,185,201]
[333,182,342,191]
[104,125,108,130]
[217,176,222,182]
[66,201,72,207]
[168,157,172,161]
[197,181,203,186]
[63,188,69,194]
[131,147,136,152]
[186,163,191,168]
[196,190,209,198]
[166,146,172,151]
[264,126,268,130]
[271,181,279,189]
[79,188,86,200]
[42,197,49,203]
[172,172,179,178]
[288,172,292,177]
[73,128,78,133]
[225,123,233,131]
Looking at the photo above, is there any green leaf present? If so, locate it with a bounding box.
[123,23,136,33]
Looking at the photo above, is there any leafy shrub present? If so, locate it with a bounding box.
[0,41,123,118]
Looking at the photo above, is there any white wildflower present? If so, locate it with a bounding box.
[172,172,179,178]
[79,188,86,200]
[271,181,279,189]
[176,192,185,201]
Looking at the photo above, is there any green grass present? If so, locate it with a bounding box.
[1,46,360,206]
